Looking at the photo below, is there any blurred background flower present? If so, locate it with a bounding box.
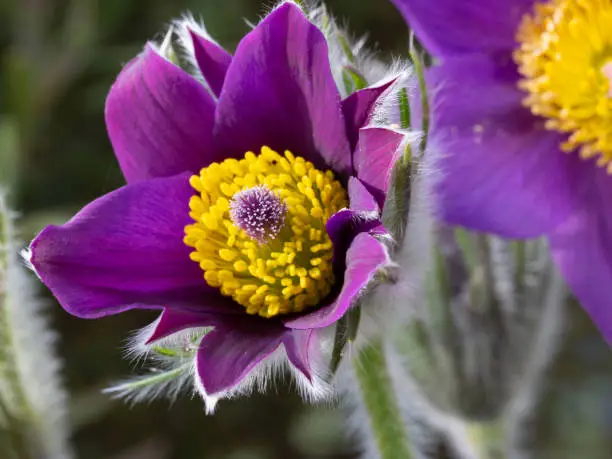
[0,0,611,458]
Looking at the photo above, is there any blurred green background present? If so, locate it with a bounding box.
[1,0,611,458]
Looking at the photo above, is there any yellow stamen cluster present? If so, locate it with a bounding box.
[514,0,612,171]
[184,147,348,318]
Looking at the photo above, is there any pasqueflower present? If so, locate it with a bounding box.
[391,0,612,342]
[28,2,404,408]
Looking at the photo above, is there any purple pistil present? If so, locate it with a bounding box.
[229,186,288,243]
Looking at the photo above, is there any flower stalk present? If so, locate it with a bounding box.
[351,339,414,459]
[0,193,73,459]
[390,229,568,458]
[464,421,506,459]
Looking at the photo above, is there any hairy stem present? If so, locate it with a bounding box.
[0,195,72,459]
[0,200,37,458]
[353,339,414,459]
[465,421,506,459]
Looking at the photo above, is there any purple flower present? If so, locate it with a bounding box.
[28,2,404,408]
[391,0,612,343]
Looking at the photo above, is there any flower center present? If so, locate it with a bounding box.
[514,0,612,170]
[229,185,287,244]
[184,146,348,318]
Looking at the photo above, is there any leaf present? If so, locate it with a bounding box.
[103,362,193,404]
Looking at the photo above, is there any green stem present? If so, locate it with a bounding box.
[409,32,429,152]
[464,421,506,459]
[511,240,526,299]
[0,398,32,459]
[353,340,414,459]
[0,200,37,459]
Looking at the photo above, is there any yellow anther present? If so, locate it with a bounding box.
[233,260,248,272]
[184,147,348,318]
[310,257,322,266]
[204,271,220,287]
[219,249,238,261]
[189,175,204,193]
[310,207,323,219]
[217,270,234,283]
[266,303,281,316]
[202,213,218,230]
[514,0,612,170]
[199,259,216,271]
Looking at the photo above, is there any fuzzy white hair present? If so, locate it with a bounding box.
[111,313,335,413]
[2,193,73,459]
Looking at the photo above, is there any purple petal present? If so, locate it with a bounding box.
[213,3,352,176]
[146,308,220,344]
[283,329,314,380]
[348,177,380,214]
[342,80,395,152]
[196,321,285,395]
[389,0,536,57]
[325,204,384,274]
[285,233,389,329]
[105,44,216,183]
[189,29,232,98]
[427,54,587,238]
[354,127,404,206]
[29,174,229,318]
[549,170,612,344]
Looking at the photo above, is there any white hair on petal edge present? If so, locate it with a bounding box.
[350,135,436,352]
[20,246,35,273]
[163,13,224,97]
[117,314,335,413]
[194,329,334,414]
[172,13,219,64]
[105,318,211,405]
[288,328,334,404]
[269,1,399,97]
[369,64,417,131]
[122,316,206,364]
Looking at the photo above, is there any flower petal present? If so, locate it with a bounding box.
[145,308,220,344]
[389,0,536,57]
[285,233,389,329]
[189,29,232,98]
[354,127,404,206]
[426,55,586,238]
[326,203,383,272]
[283,329,314,380]
[342,80,395,152]
[549,170,612,344]
[105,44,216,183]
[196,321,285,395]
[348,177,380,214]
[213,3,352,175]
[29,174,227,318]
